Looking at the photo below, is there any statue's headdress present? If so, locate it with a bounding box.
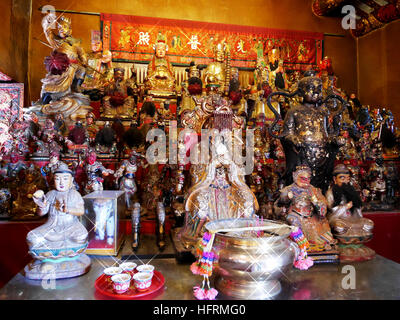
[332,164,350,176]
[55,162,73,175]
[113,67,125,74]
[293,165,311,181]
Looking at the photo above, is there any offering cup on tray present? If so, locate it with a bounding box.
[133,272,153,292]
[111,273,131,294]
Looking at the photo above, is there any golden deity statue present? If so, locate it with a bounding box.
[203,41,230,94]
[34,13,92,121]
[144,40,177,98]
[81,30,113,92]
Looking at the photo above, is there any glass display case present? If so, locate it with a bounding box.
[82,190,126,256]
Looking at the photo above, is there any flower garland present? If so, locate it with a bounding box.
[190,223,313,299]
[290,227,314,270]
[190,232,218,300]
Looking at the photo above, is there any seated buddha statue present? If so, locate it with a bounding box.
[25,162,90,279]
[144,40,176,98]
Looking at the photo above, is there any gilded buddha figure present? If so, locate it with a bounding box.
[35,13,92,120]
[144,40,176,98]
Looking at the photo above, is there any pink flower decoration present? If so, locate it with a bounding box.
[190,262,201,275]
[294,257,314,270]
[205,288,218,300]
[193,286,219,300]
[193,286,206,300]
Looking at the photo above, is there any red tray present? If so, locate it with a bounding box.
[95,270,165,300]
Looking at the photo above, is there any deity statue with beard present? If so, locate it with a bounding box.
[325,164,375,262]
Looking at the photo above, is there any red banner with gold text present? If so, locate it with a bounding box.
[101,13,323,70]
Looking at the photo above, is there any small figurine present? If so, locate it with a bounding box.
[25,162,90,279]
[0,188,11,220]
[325,164,375,262]
[84,112,99,147]
[12,167,46,220]
[1,151,28,181]
[81,30,113,99]
[40,150,64,189]
[180,61,204,120]
[358,129,374,161]
[364,158,392,210]
[156,101,174,129]
[95,121,117,154]
[101,68,135,118]
[274,165,338,256]
[32,119,64,158]
[114,151,139,214]
[65,121,89,155]
[228,67,246,116]
[203,41,229,94]
[8,120,30,155]
[84,151,114,194]
[53,113,67,137]
[268,49,287,90]
[336,128,357,160]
